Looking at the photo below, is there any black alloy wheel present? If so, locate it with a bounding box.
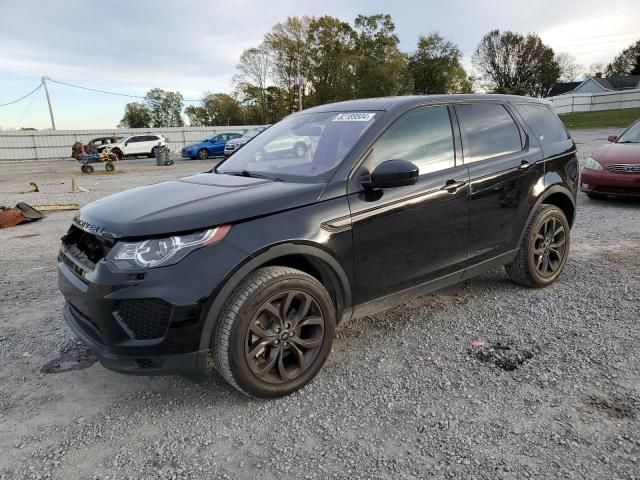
[532,216,566,278]
[245,290,325,384]
[212,266,336,398]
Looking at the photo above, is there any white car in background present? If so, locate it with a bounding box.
[97,134,167,160]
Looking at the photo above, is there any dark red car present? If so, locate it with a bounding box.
[581,120,640,198]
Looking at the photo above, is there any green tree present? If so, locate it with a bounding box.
[306,16,357,105]
[144,88,184,127]
[353,14,409,98]
[185,93,243,126]
[408,33,471,94]
[119,102,151,128]
[472,30,560,97]
[606,39,640,76]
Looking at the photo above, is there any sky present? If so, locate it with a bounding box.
[0,0,639,130]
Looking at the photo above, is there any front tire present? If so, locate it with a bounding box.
[505,204,570,288]
[212,267,336,398]
[198,148,209,160]
[112,149,123,161]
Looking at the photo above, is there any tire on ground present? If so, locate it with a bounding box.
[505,204,570,288]
[212,266,336,398]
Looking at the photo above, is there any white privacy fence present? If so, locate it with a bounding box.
[0,126,258,162]
[548,88,640,115]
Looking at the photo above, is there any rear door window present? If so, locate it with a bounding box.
[455,104,523,163]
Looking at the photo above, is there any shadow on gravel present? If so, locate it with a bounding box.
[469,338,539,371]
[40,341,97,374]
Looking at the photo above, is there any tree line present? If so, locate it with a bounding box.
[119,14,640,128]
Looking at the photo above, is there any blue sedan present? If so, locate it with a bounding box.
[181,132,243,159]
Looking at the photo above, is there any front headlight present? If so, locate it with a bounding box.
[112,225,230,269]
[583,157,603,171]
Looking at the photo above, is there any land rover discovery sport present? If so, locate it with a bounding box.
[58,95,578,398]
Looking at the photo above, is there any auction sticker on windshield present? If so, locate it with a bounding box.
[332,112,376,122]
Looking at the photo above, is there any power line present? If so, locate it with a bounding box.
[46,77,204,102]
[16,85,41,127]
[0,82,43,107]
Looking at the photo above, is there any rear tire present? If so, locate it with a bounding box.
[212,266,336,398]
[505,204,570,288]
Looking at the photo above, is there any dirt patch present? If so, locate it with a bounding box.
[587,393,636,419]
[40,341,97,374]
[469,338,538,371]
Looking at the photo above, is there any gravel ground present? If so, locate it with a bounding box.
[1,131,639,479]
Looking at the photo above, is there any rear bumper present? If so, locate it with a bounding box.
[580,169,640,197]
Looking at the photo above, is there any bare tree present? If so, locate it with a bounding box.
[234,45,272,121]
[582,63,605,79]
[555,52,582,82]
[472,30,560,97]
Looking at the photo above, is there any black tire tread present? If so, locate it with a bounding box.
[212,266,328,398]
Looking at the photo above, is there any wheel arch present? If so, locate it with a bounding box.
[198,243,352,351]
[518,185,576,245]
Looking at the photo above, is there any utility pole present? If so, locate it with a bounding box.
[297,59,303,112]
[42,76,56,130]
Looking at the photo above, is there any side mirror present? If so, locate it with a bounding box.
[608,135,618,143]
[124,142,129,147]
[363,159,419,189]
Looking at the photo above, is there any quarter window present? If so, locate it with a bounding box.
[370,106,455,174]
[516,103,569,145]
[455,104,523,163]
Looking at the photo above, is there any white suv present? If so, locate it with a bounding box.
[98,134,167,160]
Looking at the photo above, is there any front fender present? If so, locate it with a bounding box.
[197,241,353,352]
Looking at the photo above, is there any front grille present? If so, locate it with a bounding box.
[69,304,105,345]
[607,164,640,174]
[62,226,112,270]
[225,144,236,150]
[114,299,172,340]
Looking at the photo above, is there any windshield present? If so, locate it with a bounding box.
[618,121,640,143]
[216,111,378,182]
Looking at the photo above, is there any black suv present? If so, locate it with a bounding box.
[58,95,578,398]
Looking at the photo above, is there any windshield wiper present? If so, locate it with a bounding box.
[223,170,282,181]
[618,140,637,144]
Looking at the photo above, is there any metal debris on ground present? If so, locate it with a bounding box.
[0,202,44,229]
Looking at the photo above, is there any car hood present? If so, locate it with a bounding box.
[75,173,326,238]
[592,143,640,165]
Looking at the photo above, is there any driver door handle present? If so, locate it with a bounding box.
[440,179,467,192]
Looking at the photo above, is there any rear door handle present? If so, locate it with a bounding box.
[440,179,467,192]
